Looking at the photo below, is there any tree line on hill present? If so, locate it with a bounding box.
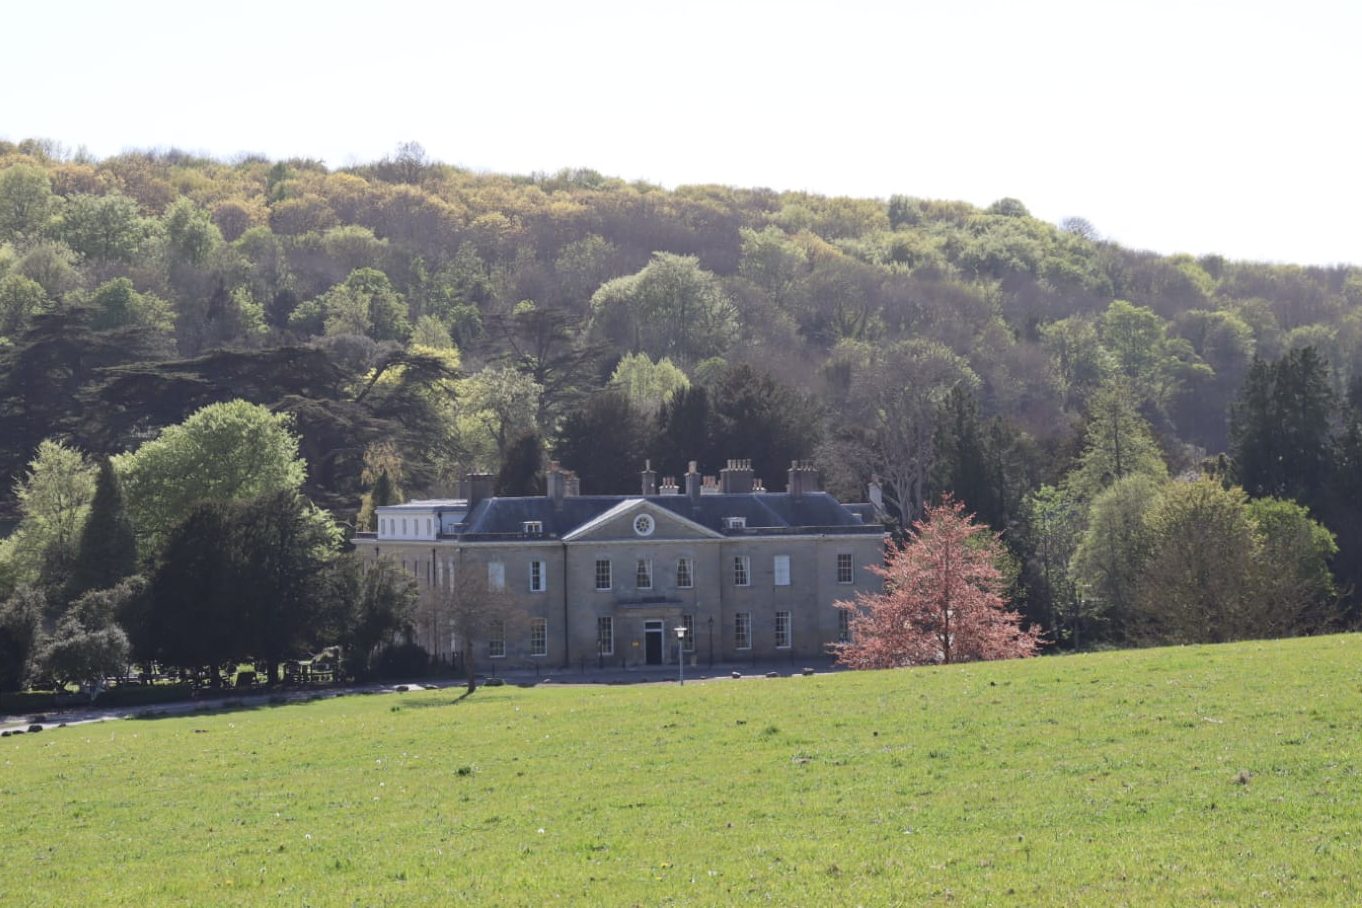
[1,137,1360,681]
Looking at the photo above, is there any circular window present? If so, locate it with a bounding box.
[633,513,655,536]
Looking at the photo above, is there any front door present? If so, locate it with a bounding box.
[644,620,664,665]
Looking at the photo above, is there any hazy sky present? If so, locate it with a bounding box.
[4,0,1359,265]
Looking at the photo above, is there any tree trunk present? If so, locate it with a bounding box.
[464,641,476,694]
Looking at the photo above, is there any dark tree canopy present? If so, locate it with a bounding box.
[66,459,138,601]
[1231,347,1334,506]
[554,392,649,495]
[496,432,545,497]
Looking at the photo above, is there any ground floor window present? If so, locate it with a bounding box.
[735,612,751,650]
[597,616,614,655]
[838,609,851,643]
[681,613,695,652]
[488,620,505,658]
[775,610,791,649]
[530,618,547,656]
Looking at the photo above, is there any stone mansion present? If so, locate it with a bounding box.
[352,459,884,669]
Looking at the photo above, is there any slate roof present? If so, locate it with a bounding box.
[446,491,881,540]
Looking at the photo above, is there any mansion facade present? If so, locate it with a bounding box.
[352,459,884,669]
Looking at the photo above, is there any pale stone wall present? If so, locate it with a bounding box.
[352,531,882,669]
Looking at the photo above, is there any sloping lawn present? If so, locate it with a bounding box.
[2,635,1360,905]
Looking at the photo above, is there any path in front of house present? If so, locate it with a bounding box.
[1,659,843,735]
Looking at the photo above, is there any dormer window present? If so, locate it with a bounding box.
[523,520,543,536]
[724,516,747,530]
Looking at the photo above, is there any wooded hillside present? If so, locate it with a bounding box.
[2,137,1359,646]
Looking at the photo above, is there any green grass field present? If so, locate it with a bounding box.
[3,635,1360,906]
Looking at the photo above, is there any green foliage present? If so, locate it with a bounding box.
[2,141,1362,633]
[887,194,924,229]
[1135,480,1264,644]
[1040,316,1111,411]
[312,268,410,342]
[38,612,130,697]
[738,226,806,304]
[0,439,97,589]
[608,352,690,415]
[1072,473,1163,641]
[495,432,544,496]
[649,385,713,480]
[1231,346,1334,505]
[457,365,542,463]
[67,459,138,601]
[590,252,738,364]
[162,197,222,268]
[555,392,649,495]
[326,554,418,679]
[84,277,174,334]
[1018,484,1088,646]
[1097,300,1211,414]
[1065,381,1168,501]
[708,364,820,493]
[834,339,980,523]
[14,241,81,299]
[0,163,57,244]
[409,313,454,349]
[114,400,308,554]
[52,192,152,262]
[932,386,1011,530]
[137,490,339,676]
[0,272,48,339]
[0,586,43,691]
[1245,496,1339,631]
[986,197,1030,218]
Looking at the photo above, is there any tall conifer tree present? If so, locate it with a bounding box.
[67,459,138,601]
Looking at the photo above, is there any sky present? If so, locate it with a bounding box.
[3,0,1360,266]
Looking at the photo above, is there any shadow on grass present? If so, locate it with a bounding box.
[127,691,343,721]
[395,689,517,710]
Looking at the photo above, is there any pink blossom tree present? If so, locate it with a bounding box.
[834,496,1043,669]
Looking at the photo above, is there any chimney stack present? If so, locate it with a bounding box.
[641,459,658,496]
[701,475,720,495]
[660,476,679,495]
[464,472,494,509]
[684,460,702,501]
[868,476,885,516]
[786,460,820,498]
[546,461,567,507]
[719,458,754,494]
[565,471,580,497]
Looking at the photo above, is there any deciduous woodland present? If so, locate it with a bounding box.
[1,138,1359,679]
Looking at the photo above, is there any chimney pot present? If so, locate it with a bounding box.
[720,456,755,494]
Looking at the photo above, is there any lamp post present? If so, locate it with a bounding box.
[675,625,688,686]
